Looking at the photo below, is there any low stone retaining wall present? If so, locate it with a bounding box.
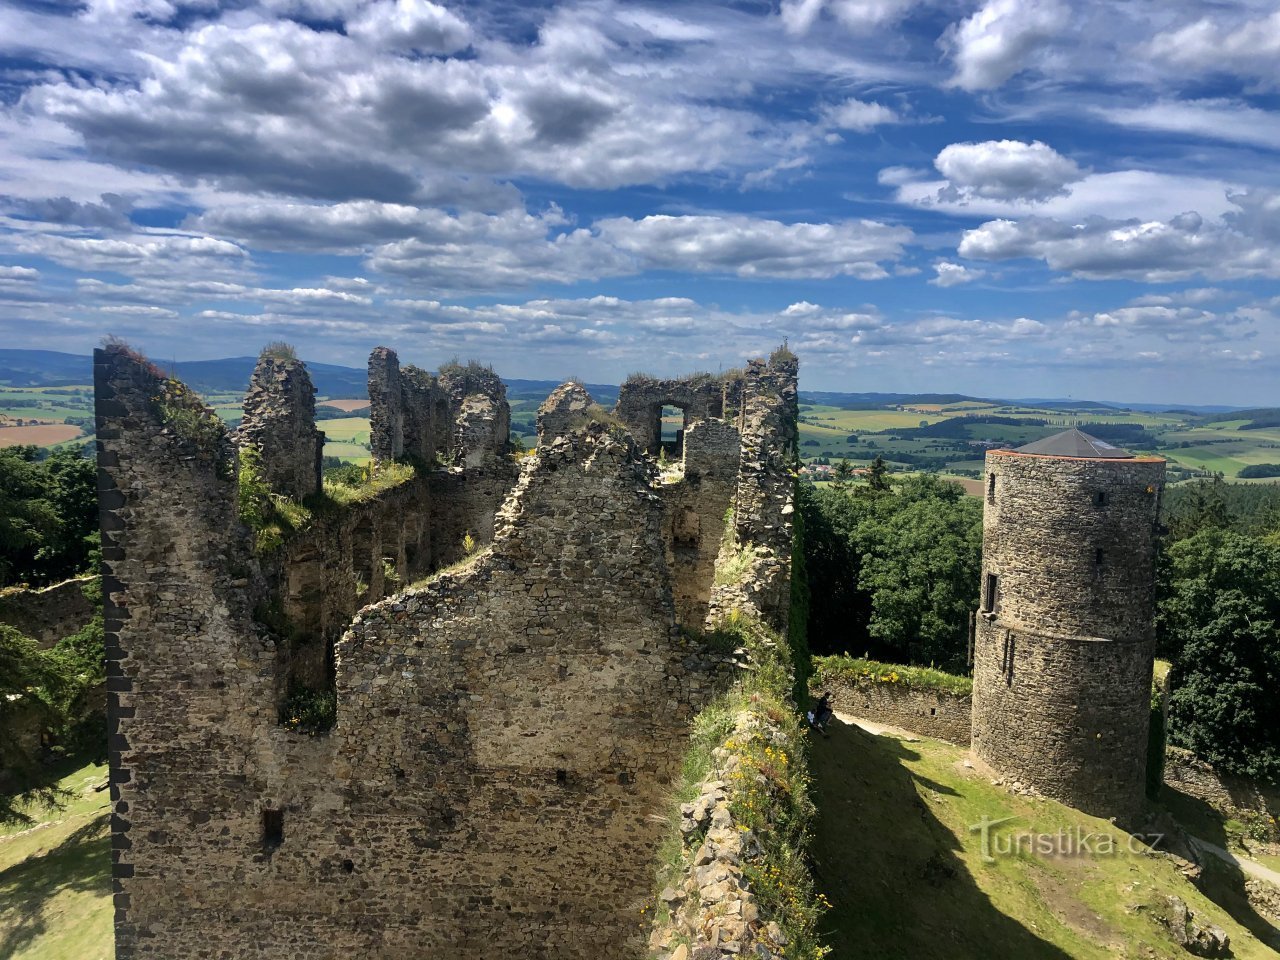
[0,575,97,646]
[811,673,973,746]
[1164,747,1280,830]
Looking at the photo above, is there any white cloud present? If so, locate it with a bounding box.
[0,265,39,280]
[346,0,472,54]
[933,139,1083,201]
[1148,10,1280,87]
[929,261,985,286]
[957,189,1280,281]
[942,0,1069,91]
[780,0,921,34]
[12,233,249,275]
[595,214,912,280]
[1094,99,1280,152]
[823,98,902,131]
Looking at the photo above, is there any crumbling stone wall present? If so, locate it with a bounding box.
[238,353,324,500]
[536,381,594,443]
[0,575,97,646]
[1164,747,1280,827]
[660,418,740,629]
[707,352,800,632]
[971,450,1165,822]
[615,373,726,455]
[812,675,973,746]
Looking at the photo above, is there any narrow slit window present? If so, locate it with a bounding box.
[987,472,996,503]
[262,808,284,850]
[1095,547,1105,567]
[984,572,999,613]
[1094,490,1106,507]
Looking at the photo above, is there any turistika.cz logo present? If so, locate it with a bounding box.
[968,815,1164,863]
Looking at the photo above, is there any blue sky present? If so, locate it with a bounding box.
[0,0,1277,403]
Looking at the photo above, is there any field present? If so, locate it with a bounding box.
[0,425,83,448]
[318,398,370,413]
[0,762,112,960]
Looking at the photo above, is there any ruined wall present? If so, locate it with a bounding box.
[615,373,725,455]
[99,347,726,959]
[971,450,1165,822]
[812,675,973,746]
[536,381,593,443]
[0,575,97,646]
[660,418,739,630]
[238,353,324,500]
[1164,748,1280,828]
[707,353,799,632]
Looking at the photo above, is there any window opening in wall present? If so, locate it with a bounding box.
[659,405,687,459]
[1094,490,1106,507]
[1095,547,1105,567]
[987,472,996,503]
[984,572,999,613]
[262,808,284,851]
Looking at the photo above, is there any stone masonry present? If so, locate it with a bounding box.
[237,351,325,500]
[970,444,1165,822]
[97,341,799,959]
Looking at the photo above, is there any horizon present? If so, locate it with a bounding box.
[0,1,1277,406]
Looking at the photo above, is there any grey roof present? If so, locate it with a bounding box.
[1014,428,1134,459]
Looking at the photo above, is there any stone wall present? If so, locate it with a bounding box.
[660,418,739,630]
[616,373,726,455]
[536,381,593,443]
[237,352,324,500]
[813,675,972,746]
[0,575,97,646]
[971,449,1165,823]
[1164,747,1280,825]
[707,352,800,633]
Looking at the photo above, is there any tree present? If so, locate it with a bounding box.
[867,455,890,492]
[831,459,855,491]
[0,446,98,587]
[1160,528,1280,781]
[0,625,71,822]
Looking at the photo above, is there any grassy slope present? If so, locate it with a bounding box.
[0,762,112,960]
[810,721,1279,960]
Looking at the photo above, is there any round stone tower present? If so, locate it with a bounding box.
[970,428,1165,822]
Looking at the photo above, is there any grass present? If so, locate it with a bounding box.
[0,761,112,960]
[318,416,371,444]
[810,722,1280,959]
[322,441,371,461]
[813,655,973,695]
[321,461,414,506]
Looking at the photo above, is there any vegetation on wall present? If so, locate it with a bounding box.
[812,655,973,696]
[650,614,829,959]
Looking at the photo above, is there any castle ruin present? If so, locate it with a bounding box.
[970,428,1166,821]
[95,342,798,958]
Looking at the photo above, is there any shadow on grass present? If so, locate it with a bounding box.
[808,718,1073,960]
[1160,784,1280,950]
[0,810,110,958]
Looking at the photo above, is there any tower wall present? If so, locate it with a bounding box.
[238,354,324,500]
[970,450,1165,821]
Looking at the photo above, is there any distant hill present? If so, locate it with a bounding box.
[0,350,619,404]
[800,391,981,408]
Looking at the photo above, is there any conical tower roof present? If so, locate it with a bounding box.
[1014,428,1133,459]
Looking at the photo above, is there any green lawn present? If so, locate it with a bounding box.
[810,721,1280,959]
[0,762,112,960]
[323,441,371,462]
[319,416,371,444]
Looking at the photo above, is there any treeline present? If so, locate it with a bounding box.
[0,445,99,588]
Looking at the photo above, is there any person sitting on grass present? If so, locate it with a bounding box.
[808,692,833,736]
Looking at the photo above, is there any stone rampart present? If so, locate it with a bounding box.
[813,674,972,746]
[0,575,98,646]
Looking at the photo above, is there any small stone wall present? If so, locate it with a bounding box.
[616,373,726,455]
[649,710,794,960]
[1164,747,1280,825]
[814,676,973,746]
[0,575,97,646]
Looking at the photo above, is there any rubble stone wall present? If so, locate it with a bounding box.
[814,675,973,746]
[0,575,97,646]
[237,354,324,500]
[616,373,725,455]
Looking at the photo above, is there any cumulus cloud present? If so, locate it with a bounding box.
[346,0,472,54]
[929,261,985,286]
[1148,10,1280,87]
[780,0,921,34]
[595,214,911,280]
[823,98,902,131]
[933,140,1083,201]
[957,189,1280,281]
[942,0,1069,91]
[13,232,249,275]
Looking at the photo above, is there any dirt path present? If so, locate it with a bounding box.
[1191,836,1280,888]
